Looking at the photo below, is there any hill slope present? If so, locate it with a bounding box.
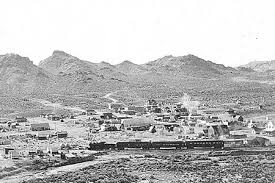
[0,53,53,95]
[115,60,149,75]
[242,60,275,72]
[145,54,238,78]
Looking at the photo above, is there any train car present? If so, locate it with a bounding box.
[116,141,151,150]
[90,140,224,150]
[185,140,224,149]
[89,142,116,150]
[104,143,116,150]
[151,141,185,149]
[89,142,106,150]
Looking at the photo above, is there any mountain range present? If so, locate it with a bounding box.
[0,50,274,96]
[241,60,275,73]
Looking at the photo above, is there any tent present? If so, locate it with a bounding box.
[247,137,271,147]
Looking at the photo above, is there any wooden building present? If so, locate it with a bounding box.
[31,123,50,131]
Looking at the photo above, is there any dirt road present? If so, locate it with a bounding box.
[102,91,121,109]
[32,98,85,113]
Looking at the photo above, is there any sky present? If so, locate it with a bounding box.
[0,0,275,66]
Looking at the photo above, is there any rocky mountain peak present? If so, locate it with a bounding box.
[118,60,135,65]
[0,53,33,68]
[52,50,71,57]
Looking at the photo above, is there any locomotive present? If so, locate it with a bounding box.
[89,140,224,150]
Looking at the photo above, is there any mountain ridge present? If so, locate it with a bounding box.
[1,50,275,96]
[241,60,275,72]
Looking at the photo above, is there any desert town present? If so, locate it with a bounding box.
[1,92,275,182]
[2,0,275,182]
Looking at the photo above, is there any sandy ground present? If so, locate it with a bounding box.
[232,76,275,85]
[33,98,85,113]
[17,148,275,183]
[0,153,121,183]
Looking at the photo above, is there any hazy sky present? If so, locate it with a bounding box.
[0,0,275,66]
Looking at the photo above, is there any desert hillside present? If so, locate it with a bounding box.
[1,51,275,117]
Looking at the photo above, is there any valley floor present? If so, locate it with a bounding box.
[8,148,275,183]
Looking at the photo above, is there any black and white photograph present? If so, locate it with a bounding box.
[1,0,275,182]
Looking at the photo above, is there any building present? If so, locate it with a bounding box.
[128,106,146,114]
[266,120,275,130]
[15,116,27,123]
[0,139,11,145]
[147,99,157,106]
[121,117,155,131]
[31,123,50,131]
[152,107,162,113]
[229,128,255,138]
[226,108,235,115]
[40,114,47,118]
[121,110,136,115]
[56,131,68,138]
[99,123,118,131]
[0,118,9,124]
[190,113,204,120]
[48,115,60,121]
[9,150,19,159]
[100,112,113,119]
[47,146,59,155]
[112,114,132,121]
[207,126,215,137]
[175,108,188,115]
[162,115,171,122]
[110,103,124,112]
[46,114,61,121]
[4,147,14,155]
[37,131,51,140]
[233,115,244,122]
[175,103,183,109]
[86,109,97,116]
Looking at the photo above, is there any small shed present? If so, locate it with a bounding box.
[110,103,124,112]
[226,108,235,115]
[86,109,96,115]
[47,146,59,155]
[0,139,11,145]
[57,131,68,138]
[37,131,51,140]
[9,150,20,159]
[121,110,136,115]
[31,123,50,131]
[152,107,162,113]
[40,114,47,118]
[4,147,14,155]
[50,116,60,121]
[101,112,113,119]
[234,115,244,122]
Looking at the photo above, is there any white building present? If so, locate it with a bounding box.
[266,121,275,131]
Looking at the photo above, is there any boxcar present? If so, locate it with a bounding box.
[116,141,151,150]
[89,142,116,150]
[151,141,184,149]
[185,140,224,149]
[89,142,106,150]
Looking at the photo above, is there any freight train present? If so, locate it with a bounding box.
[89,140,224,150]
